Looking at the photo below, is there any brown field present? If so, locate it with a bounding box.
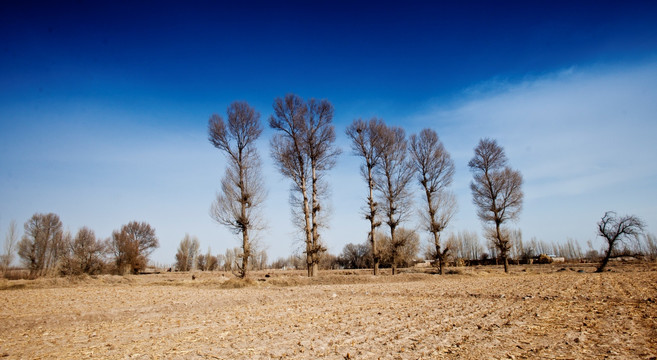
[1,263,656,359]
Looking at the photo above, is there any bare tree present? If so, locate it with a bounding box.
[249,248,268,270]
[345,118,386,275]
[197,247,219,271]
[270,94,340,277]
[410,128,456,275]
[1,220,18,273]
[206,254,219,271]
[338,242,371,269]
[446,230,483,261]
[109,221,159,275]
[643,233,657,260]
[61,227,106,275]
[468,138,523,273]
[196,254,207,271]
[209,101,265,278]
[379,228,420,270]
[18,213,65,277]
[509,229,523,261]
[175,234,200,271]
[375,124,414,275]
[596,211,645,272]
[222,247,237,272]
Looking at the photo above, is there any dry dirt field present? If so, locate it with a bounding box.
[1,263,656,359]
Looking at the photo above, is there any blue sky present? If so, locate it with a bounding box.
[1,1,656,265]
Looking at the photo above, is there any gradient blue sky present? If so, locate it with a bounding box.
[1,1,656,265]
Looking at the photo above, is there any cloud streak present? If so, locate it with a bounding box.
[410,61,657,246]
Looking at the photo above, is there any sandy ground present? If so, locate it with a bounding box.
[0,263,656,359]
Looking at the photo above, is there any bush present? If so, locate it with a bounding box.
[537,254,553,264]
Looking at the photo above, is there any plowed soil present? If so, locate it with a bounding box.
[1,263,656,359]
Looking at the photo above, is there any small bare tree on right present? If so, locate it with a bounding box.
[596,211,645,272]
[468,138,523,273]
[409,128,456,275]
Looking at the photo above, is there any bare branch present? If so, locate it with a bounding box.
[209,101,265,278]
[269,94,340,277]
[596,211,645,272]
[468,138,523,273]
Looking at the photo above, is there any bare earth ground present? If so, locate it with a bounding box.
[1,263,656,359]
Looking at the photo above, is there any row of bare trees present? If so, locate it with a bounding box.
[345,119,458,274]
[1,213,159,277]
[173,236,269,273]
[337,229,420,270]
[209,95,340,278]
[207,96,525,276]
[207,96,650,277]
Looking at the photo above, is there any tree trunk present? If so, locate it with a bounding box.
[596,246,613,273]
[371,225,379,275]
[241,230,250,278]
[239,153,249,278]
[300,177,314,277]
[433,232,444,275]
[390,223,397,275]
[495,222,509,273]
[367,166,379,276]
[310,165,320,277]
[371,226,379,275]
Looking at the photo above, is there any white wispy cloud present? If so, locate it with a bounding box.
[410,61,657,245]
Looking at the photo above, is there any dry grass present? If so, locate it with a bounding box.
[1,262,656,359]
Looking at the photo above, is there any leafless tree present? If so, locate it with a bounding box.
[175,234,200,271]
[643,233,657,260]
[109,221,159,275]
[249,248,268,270]
[1,220,18,274]
[196,247,218,271]
[196,254,207,271]
[209,101,265,278]
[553,238,583,260]
[375,124,414,275]
[270,253,306,270]
[270,94,340,277]
[338,242,371,269]
[61,227,107,275]
[509,229,523,260]
[379,228,420,270]
[409,128,456,275]
[206,254,219,271]
[18,213,65,277]
[447,230,483,261]
[596,211,645,272]
[319,252,340,270]
[345,117,386,274]
[468,138,523,273]
[222,247,237,272]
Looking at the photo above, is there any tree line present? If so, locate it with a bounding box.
[209,95,525,277]
[0,213,159,278]
[1,94,651,278]
[209,94,651,277]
